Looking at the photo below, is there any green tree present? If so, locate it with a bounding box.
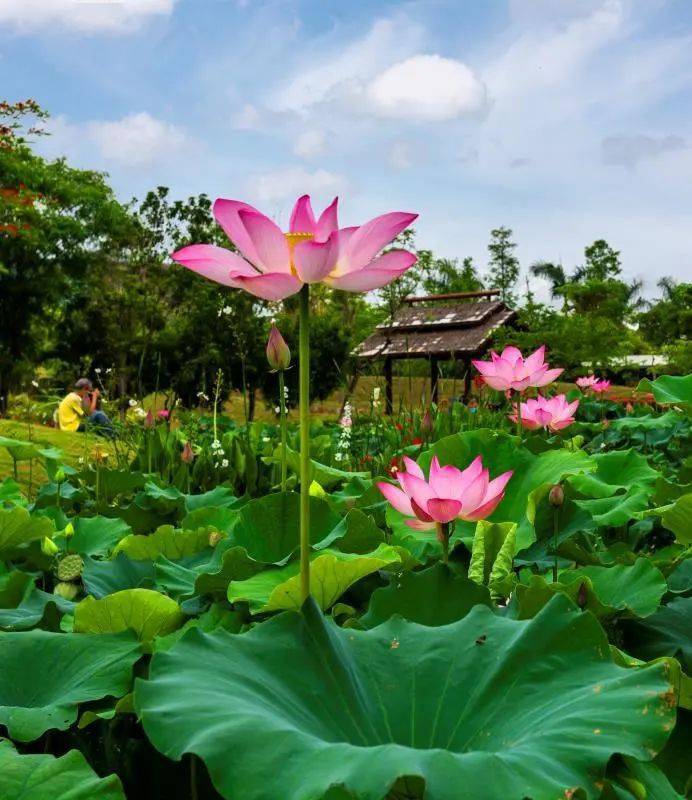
[421,255,484,295]
[0,100,134,408]
[487,227,519,305]
[638,278,692,348]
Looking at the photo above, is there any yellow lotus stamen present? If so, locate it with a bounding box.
[284,231,314,276]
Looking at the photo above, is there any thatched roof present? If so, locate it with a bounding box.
[354,294,517,360]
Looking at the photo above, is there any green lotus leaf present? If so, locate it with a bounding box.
[136,595,674,800]
[560,560,667,618]
[183,486,239,512]
[360,563,492,628]
[653,709,691,796]
[0,739,126,799]
[660,494,692,545]
[113,525,214,561]
[62,516,132,557]
[0,478,24,507]
[82,554,156,598]
[180,505,239,533]
[314,508,385,554]
[0,507,54,555]
[468,520,517,599]
[621,597,691,672]
[77,692,134,729]
[154,603,246,653]
[569,450,660,499]
[421,428,595,550]
[667,559,692,595]
[0,578,75,631]
[74,588,185,642]
[228,544,402,613]
[575,489,651,528]
[81,469,147,501]
[0,630,140,741]
[605,755,684,800]
[637,374,692,406]
[270,444,370,488]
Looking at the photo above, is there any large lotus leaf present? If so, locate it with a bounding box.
[420,429,594,550]
[60,516,132,557]
[183,486,239,512]
[82,554,156,598]
[637,374,692,406]
[659,494,692,545]
[654,709,691,795]
[0,507,54,555]
[515,560,667,620]
[80,469,147,501]
[667,559,692,595]
[0,630,140,741]
[314,508,385,554]
[575,489,651,528]
[0,572,70,631]
[136,595,674,800]
[180,505,240,533]
[0,739,126,800]
[468,521,517,599]
[154,603,246,653]
[0,435,64,463]
[113,525,214,561]
[0,478,24,507]
[74,588,185,642]
[621,597,691,672]
[560,560,667,617]
[569,450,660,499]
[270,444,370,488]
[604,756,684,800]
[228,544,402,613]
[360,563,492,628]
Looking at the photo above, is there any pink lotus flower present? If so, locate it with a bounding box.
[472,346,563,392]
[157,409,170,420]
[591,380,611,395]
[171,194,418,301]
[377,455,512,530]
[576,375,599,390]
[509,394,579,432]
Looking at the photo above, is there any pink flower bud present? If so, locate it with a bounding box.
[181,441,195,464]
[144,410,155,429]
[421,408,433,434]
[266,324,291,371]
[549,484,564,507]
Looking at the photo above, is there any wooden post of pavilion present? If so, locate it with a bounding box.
[430,356,439,405]
[384,356,393,416]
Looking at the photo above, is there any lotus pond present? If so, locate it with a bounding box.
[0,371,690,800]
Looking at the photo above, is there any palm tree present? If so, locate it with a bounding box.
[529,261,568,306]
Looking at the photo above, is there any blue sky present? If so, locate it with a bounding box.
[3,0,691,299]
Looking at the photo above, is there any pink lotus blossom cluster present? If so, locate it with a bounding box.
[377,455,512,530]
[472,346,563,392]
[509,394,579,432]
[576,375,611,394]
[172,195,418,301]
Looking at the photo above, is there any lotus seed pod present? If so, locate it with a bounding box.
[56,554,84,582]
[208,531,223,547]
[41,537,59,556]
[548,484,564,507]
[53,581,79,601]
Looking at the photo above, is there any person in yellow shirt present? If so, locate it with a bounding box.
[58,378,113,436]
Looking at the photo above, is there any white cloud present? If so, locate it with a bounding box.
[366,55,487,121]
[602,134,687,168]
[0,0,176,33]
[88,112,187,166]
[387,141,413,170]
[293,130,327,159]
[276,16,425,113]
[247,167,346,205]
[232,104,261,131]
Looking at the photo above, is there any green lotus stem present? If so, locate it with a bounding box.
[436,521,451,563]
[279,369,288,492]
[552,507,559,583]
[515,390,522,443]
[299,283,311,602]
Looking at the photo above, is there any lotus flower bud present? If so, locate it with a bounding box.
[144,410,155,429]
[421,408,433,435]
[54,468,66,483]
[266,324,291,371]
[548,484,564,507]
[41,537,59,556]
[181,441,195,464]
[54,581,80,601]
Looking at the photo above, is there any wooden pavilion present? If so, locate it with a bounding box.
[353,290,517,413]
